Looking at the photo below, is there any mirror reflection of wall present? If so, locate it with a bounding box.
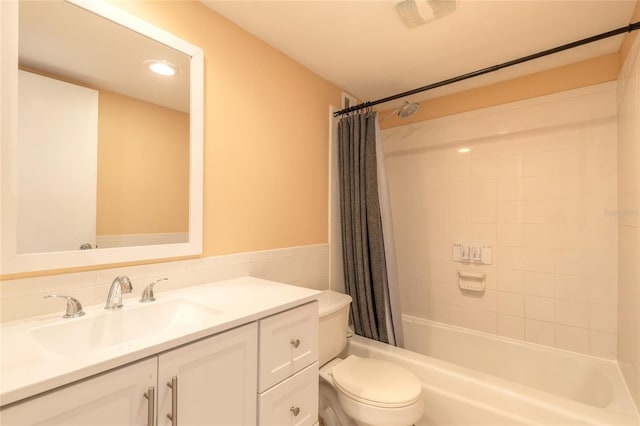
[96,90,189,248]
[17,0,191,253]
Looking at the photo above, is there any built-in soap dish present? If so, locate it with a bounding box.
[458,271,486,292]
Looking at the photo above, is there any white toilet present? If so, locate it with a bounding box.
[317,290,424,426]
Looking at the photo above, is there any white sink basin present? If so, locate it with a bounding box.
[30,298,221,357]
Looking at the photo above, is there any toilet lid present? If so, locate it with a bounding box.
[332,355,422,408]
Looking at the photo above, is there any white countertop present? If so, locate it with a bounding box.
[0,276,320,406]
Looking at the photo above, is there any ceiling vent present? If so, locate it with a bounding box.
[395,0,457,29]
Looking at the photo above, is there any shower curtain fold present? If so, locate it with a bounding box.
[374,121,403,347]
[337,111,402,345]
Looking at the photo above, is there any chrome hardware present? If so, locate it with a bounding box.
[104,275,133,310]
[290,338,300,348]
[44,294,85,318]
[144,387,155,426]
[290,406,300,416]
[167,376,178,425]
[139,277,168,303]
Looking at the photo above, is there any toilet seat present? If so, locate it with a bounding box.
[332,355,422,408]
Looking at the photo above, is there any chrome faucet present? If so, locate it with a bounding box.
[105,275,133,310]
[139,277,168,303]
[44,294,85,318]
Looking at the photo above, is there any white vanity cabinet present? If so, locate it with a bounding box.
[0,358,157,426]
[0,279,321,426]
[0,324,258,426]
[258,302,319,426]
[157,323,258,426]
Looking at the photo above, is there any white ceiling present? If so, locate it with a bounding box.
[203,0,637,110]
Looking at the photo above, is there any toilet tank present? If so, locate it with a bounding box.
[318,290,352,366]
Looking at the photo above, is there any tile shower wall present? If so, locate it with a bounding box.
[617,32,640,408]
[0,244,329,323]
[382,83,618,358]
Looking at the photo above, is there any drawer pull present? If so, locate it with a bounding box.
[290,338,300,348]
[167,376,178,425]
[143,387,155,426]
[290,406,300,416]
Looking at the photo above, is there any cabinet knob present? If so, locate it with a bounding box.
[290,338,300,348]
[290,406,300,416]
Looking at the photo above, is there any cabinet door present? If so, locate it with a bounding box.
[158,323,258,426]
[258,362,319,426]
[0,358,157,426]
[259,302,318,391]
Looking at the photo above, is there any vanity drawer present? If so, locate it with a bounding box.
[258,362,319,426]
[258,301,318,391]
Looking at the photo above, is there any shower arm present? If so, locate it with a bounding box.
[334,21,640,117]
[379,107,401,123]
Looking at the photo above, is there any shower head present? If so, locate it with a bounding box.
[380,101,421,123]
[397,101,420,118]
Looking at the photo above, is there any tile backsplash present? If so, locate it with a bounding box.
[0,244,330,323]
[382,82,619,359]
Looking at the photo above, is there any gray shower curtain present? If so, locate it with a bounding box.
[337,111,401,345]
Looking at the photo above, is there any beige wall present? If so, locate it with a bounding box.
[617,21,640,409]
[113,1,343,257]
[97,90,189,235]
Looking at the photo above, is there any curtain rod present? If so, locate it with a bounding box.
[334,21,640,117]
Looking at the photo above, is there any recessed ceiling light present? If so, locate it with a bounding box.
[145,60,177,76]
[458,147,471,153]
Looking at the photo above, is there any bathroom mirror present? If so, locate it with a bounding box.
[1,0,204,274]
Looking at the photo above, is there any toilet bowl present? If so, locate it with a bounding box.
[317,290,424,426]
[319,380,356,426]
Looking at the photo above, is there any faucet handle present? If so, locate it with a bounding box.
[139,278,168,303]
[44,294,85,319]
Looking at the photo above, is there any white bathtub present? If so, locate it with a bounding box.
[344,316,639,425]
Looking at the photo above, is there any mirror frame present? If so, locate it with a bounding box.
[1,0,204,274]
